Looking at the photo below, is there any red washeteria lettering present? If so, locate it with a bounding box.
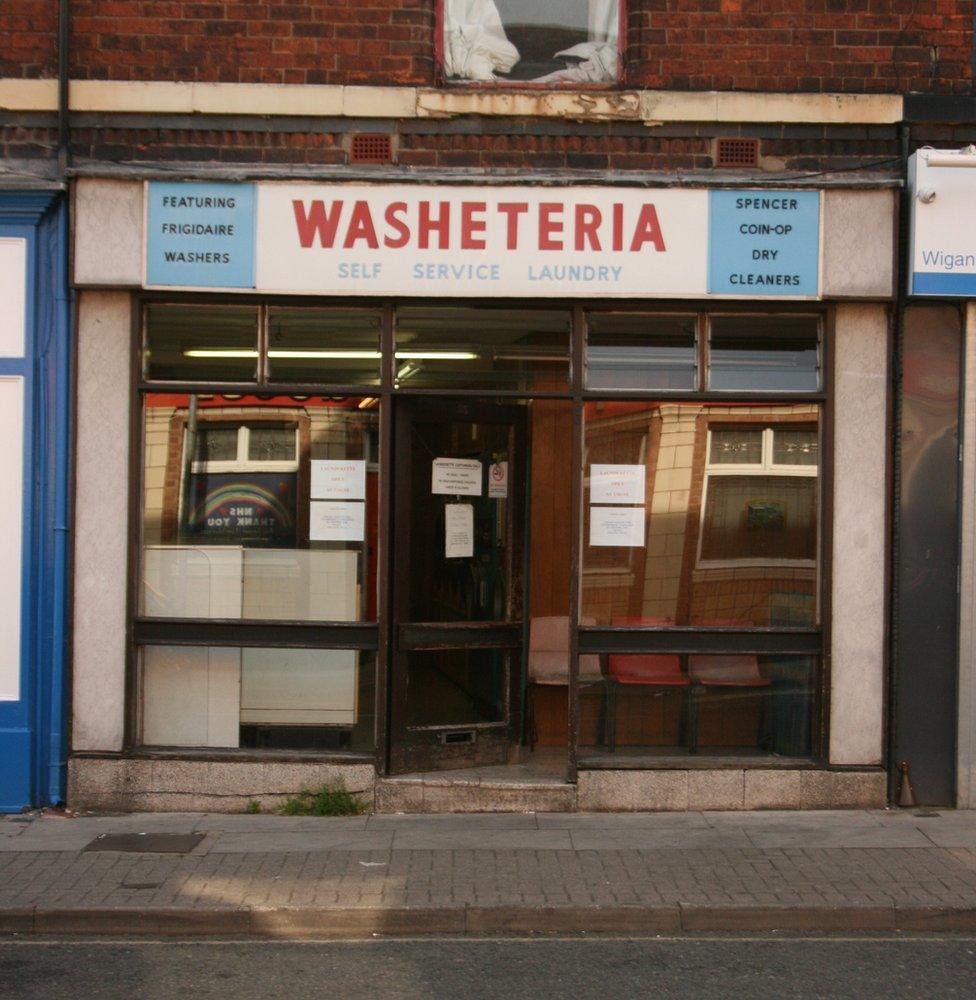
[290,198,670,254]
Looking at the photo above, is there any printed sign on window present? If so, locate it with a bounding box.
[590,464,646,504]
[311,459,366,500]
[589,506,646,548]
[445,503,474,558]
[309,500,366,542]
[432,458,482,496]
[488,461,508,498]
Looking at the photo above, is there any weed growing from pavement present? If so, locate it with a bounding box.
[279,781,365,817]
[245,799,261,814]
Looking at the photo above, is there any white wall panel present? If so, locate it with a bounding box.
[0,377,24,701]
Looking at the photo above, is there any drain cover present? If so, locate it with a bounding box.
[83,832,204,854]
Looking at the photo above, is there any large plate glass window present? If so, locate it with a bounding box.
[442,0,621,85]
[141,394,379,622]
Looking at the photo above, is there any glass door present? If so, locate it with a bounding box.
[389,399,526,773]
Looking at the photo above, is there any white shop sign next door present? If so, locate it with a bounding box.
[0,237,26,702]
[910,148,976,296]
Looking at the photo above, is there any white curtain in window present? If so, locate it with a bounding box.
[443,0,520,81]
[535,0,619,84]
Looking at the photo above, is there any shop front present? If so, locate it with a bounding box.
[69,178,895,811]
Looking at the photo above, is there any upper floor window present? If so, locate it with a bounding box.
[442,0,621,85]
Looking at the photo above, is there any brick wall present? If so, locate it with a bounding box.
[0,1,57,78]
[627,0,974,94]
[1,1,972,94]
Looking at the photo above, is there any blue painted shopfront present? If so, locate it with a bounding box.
[0,192,70,812]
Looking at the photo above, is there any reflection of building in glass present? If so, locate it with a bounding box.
[583,403,819,629]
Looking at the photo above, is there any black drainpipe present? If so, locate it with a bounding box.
[887,120,911,804]
[57,0,69,180]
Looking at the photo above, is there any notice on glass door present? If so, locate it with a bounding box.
[309,501,366,542]
[311,459,366,500]
[590,464,646,504]
[445,503,474,558]
[432,458,482,496]
[589,506,646,547]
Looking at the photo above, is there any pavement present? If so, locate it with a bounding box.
[2,807,976,937]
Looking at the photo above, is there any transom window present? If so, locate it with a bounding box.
[442,0,622,85]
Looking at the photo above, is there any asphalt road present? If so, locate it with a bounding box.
[1,936,975,999]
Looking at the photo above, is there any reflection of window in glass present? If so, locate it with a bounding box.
[586,313,697,391]
[443,0,620,84]
[708,315,820,392]
[141,395,379,622]
[699,426,818,566]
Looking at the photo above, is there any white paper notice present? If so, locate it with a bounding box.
[432,458,482,496]
[590,464,646,504]
[488,461,508,498]
[590,506,646,547]
[445,503,474,558]
[309,501,366,542]
[311,459,366,500]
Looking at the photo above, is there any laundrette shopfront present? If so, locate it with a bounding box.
[69,178,896,811]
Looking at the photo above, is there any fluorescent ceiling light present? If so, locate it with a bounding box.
[183,349,478,360]
[184,349,259,358]
[395,351,478,360]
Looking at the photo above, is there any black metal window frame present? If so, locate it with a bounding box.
[128,294,831,775]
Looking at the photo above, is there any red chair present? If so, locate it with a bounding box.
[687,654,771,751]
[607,617,690,752]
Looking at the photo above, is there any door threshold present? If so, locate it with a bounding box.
[376,751,576,813]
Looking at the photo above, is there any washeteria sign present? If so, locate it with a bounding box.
[146,181,822,298]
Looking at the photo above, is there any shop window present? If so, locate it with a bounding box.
[579,395,821,759]
[586,313,697,391]
[267,308,381,386]
[582,403,820,628]
[144,303,260,382]
[139,646,375,752]
[140,394,379,622]
[442,0,621,85]
[394,305,570,390]
[708,315,820,392]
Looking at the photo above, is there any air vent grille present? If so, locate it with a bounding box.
[350,134,394,164]
[715,137,760,168]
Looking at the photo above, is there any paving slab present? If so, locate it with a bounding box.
[3,809,976,936]
[207,831,396,853]
[390,828,574,850]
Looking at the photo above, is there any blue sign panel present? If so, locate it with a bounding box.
[708,190,820,296]
[147,182,255,288]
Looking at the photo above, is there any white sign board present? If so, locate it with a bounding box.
[910,150,976,296]
[311,459,366,500]
[432,458,482,496]
[0,378,24,700]
[590,506,646,548]
[445,503,474,558]
[488,461,508,498]
[590,464,646,504]
[0,238,27,358]
[256,184,709,298]
[309,500,366,542]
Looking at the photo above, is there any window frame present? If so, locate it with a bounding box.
[127,295,834,773]
[436,0,628,89]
